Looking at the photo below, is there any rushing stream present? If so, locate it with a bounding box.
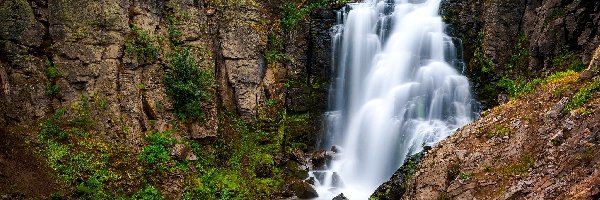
[310,0,476,199]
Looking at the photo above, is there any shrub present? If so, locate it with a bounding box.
[139,131,175,171]
[164,48,213,121]
[125,26,160,63]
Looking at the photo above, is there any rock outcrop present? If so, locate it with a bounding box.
[442,0,600,108]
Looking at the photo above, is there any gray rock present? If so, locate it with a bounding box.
[332,193,348,200]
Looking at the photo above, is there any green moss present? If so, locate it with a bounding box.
[125,26,160,63]
[500,154,535,176]
[164,48,214,121]
[544,70,578,83]
[545,7,566,26]
[565,77,600,111]
[575,142,595,165]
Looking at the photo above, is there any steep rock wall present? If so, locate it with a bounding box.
[442,0,600,107]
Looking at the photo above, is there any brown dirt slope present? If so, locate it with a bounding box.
[401,66,600,199]
[0,127,62,199]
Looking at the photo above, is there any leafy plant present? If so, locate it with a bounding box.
[125,26,160,63]
[139,131,175,171]
[164,48,214,121]
[44,59,63,97]
[458,171,472,181]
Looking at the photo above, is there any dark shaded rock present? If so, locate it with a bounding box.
[332,193,348,200]
[331,145,341,153]
[0,0,45,47]
[291,181,319,199]
[370,152,424,200]
[306,176,316,185]
[286,160,309,180]
[331,172,344,188]
[311,150,327,169]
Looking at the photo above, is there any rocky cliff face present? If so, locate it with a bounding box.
[0,0,336,198]
[442,0,600,108]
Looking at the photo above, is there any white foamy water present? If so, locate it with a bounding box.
[311,0,475,199]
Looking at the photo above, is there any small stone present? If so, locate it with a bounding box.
[332,193,349,200]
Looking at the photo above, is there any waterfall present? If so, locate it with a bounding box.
[310,0,475,199]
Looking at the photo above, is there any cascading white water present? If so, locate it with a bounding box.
[311,0,475,199]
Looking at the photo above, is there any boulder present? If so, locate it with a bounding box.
[291,181,318,199]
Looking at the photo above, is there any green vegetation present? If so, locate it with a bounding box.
[446,162,460,182]
[266,98,279,107]
[553,50,585,72]
[130,185,165,200]
[482,165,492,173]
[139,131,175,172]
[576,142,595,165]
[458,171,472,181]
[72,95,95,130]
[565,77,600,111]
[280,0,344,32]
[180,112,288,199]
[125,26,160,63]
[164,48,214,121]
[507,32,530,70]
[44,59,63,97]
[500,154,535,176]
[485,124,511,139]
[498,77,541,98]
[498,70,578,99]
[98,97,109,110]
[167,16,183,47]
[545,7,566,26]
